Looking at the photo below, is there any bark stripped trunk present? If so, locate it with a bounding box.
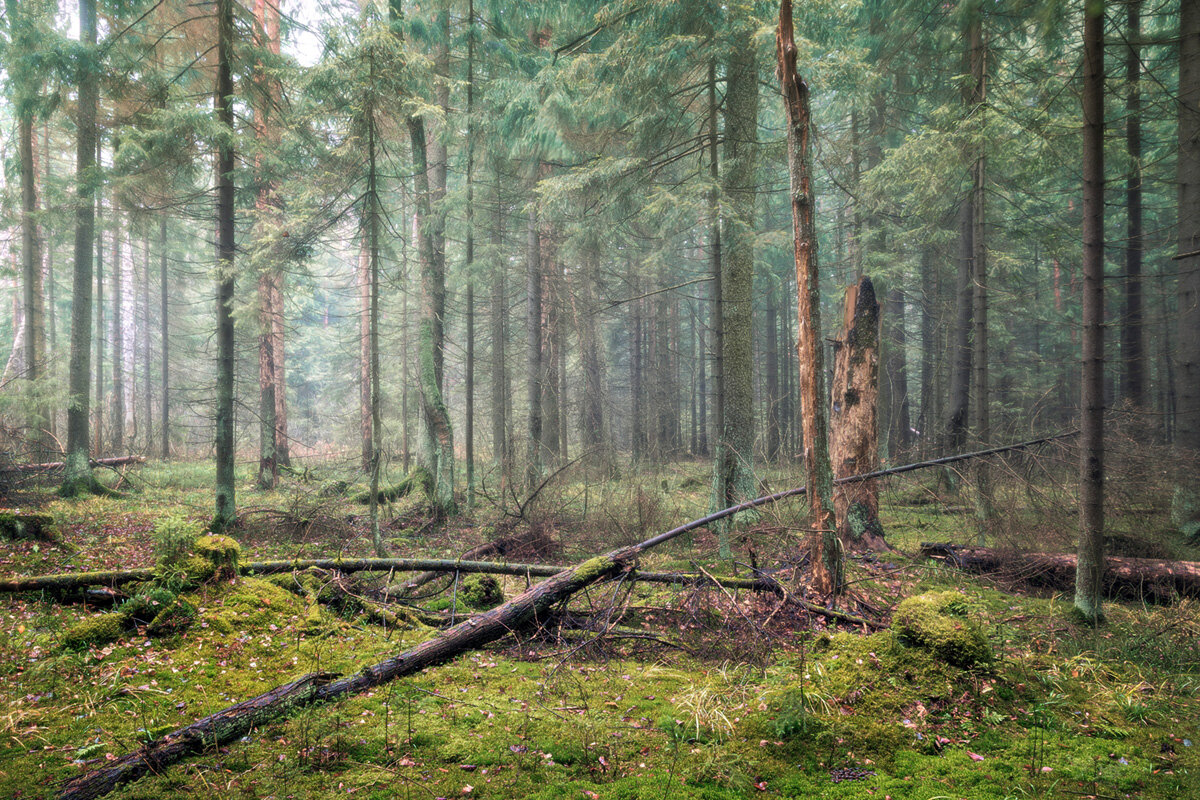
[830,277,887,551]
[778,0,840,595]
[1076,0,1106,622]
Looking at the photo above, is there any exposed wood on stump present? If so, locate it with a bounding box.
[920,542,1200,601]
[830,276,888,551]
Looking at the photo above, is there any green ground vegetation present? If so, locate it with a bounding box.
[1,459,1198,799]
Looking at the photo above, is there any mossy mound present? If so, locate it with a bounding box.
[205,577,303,635]
[195,535,240,573]
[0,511,57,542]
[146,597,197,637]
[118,588,178,623]
[893,590,993,668]
[62,612,126,650]
[459,573,504,610]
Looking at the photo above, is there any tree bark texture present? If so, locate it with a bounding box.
[1177,0,1200,454]
[1076,0,1106,622]
[110,212,125,453]
[409,114,456,517]
[711,28,758,559]
[778,0,840,595]
[1122,0,1147,409]
[159,216,170,459]
[968,12,993,525]
[213,0,238,532]
[830,277,887,551]
[62,0,99,497]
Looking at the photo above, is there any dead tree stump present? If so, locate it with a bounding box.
[830,276,888,551]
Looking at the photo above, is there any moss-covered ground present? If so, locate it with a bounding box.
[1,459,1198,799]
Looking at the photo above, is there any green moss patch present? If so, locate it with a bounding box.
[894,590,993,668]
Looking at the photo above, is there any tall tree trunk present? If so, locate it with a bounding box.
[464,0,477,508]
[629,264,644,460]
[45,123,56,377]
[1076,0,1106,623]
[1122,0,1147,409]
[968,13,993,526]
[270,275,288,467]
[254,0,284,486]
[944,18,979,468]
[1175,0,1200,536]
[409,113,456,517]
[705,59,720,461]
[525,203,544,489]
[490,162,509,484]
[542,250,562,466]
[765,279,781,463]
[19,115,46,446]
[711,30,758,560]
[213,0,238,532]
[111,207,124,453]
[159,215,170,459]
[778,0,840,595]
[94,153,105,459]
[576,247,607,471]
[366,69,384,556]
[830,277,886,551]
[884,285,911,458]
[142,235,151,451]
[62,0,100,496]
[358,238,372,473]
[917,248,936,454]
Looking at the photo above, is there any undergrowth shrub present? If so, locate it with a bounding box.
[153,515,203,567]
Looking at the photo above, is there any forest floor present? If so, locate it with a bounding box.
[1,457,1199,799]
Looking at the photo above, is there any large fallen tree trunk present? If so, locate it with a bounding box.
[0,455,144,473]
[920,542,1200,600]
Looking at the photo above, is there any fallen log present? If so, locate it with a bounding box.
[0,455,145,474]
[1,556,780,596]
[919,542,1200,600]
